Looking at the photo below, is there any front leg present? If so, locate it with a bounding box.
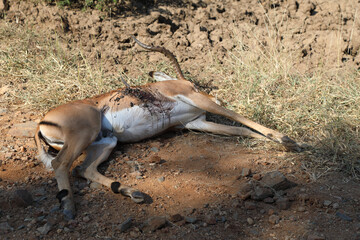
[73,135,145,203]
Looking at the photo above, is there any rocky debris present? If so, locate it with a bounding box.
[141,216,167,233]
[37,223,52,235]
[238,181,253,200]
[119,217,133,232]
[323,200,332,207]
[10,189,34,207]
[148,155,163,164]
[157,176,165,182]
[204,215,217,225]
[268,214,280,224]
[169,214,183,223]
[244,201,256,210]
[251,185,273,200]
[7,122,37,138]
[260,171,297,191]
[241,168,251,177]
[247,217,254,225]
[185,216,197,224]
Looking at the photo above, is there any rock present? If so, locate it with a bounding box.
[244,201,256,210]
[82,216,90,223]
[276,197,291,210]
[260,171,296,191]
[149,155,162,164]
[11,189,34,207]
[37,223,52,235]
[150,147,159,152]
[7,122,37,138]
[268,214,280,224]
[238,182,253,200]
[332,203,339,209]
[297,206,306,212]
[336,212,353,222]
[90,182,102,189]
[252,173,262,181]
[307,233,326,240]
[241,168,251,177]
[119,217,133,232]
[251,186,273,200]
[323,200,332,207]
[204,215,216,225]
[158,176,165,182]
[247,217,254,225]
[0,222,13,233]
[169,214,183,223]
[142,216,167,232]
[185,216,197,224]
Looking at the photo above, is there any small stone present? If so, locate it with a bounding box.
[268,209,276,215]
[90,182,102,189]
[185,216,197,223]
[241,168,251,177]
[129,230,139,238]
[276,197,291,210]
[252,173,262,181]
[332,203,339,209]
[251,186,273,200]
[244,201,256,210]
[82,216,90,223]
[247,217,254,225]
[169,214,183,223]
[150,147,159,152]
[298,193,309,201]
[268,215,280,224]
[323,200,332,207]
[204,215,216,225]
[37,223,52,235]
[158,176,165,182]
[142,216,167,232]
[238,182,253,200]
[260,171,296,191]
[288,215,297,221]
[149,155,162,164]
[119,217,133,232]
[297,206,306,212]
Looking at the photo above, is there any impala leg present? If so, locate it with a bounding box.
[182,92,301,151]
[51,140,91,219]
[185,115,267,140]
[74,136,145,203]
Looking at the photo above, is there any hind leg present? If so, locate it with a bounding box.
[74,135,145,203]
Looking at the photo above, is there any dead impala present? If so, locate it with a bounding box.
[34,36,301,219]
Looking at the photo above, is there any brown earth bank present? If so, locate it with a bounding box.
[0,0,360,240]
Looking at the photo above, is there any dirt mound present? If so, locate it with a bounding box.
[4,0,360,76]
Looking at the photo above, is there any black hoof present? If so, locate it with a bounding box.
[111,182,121,194]
[56,189,69,203]
[131,191,144,203]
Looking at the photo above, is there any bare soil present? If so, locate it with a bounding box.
[1,1,360,239]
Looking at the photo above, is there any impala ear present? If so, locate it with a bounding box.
[149,71,178,81]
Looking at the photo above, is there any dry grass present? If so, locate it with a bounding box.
[0,22,126,111]
[0,20,359,178]
[207,23,360,179]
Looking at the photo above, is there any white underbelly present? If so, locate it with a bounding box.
[101,101,204,143]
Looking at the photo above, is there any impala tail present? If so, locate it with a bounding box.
[34,125,55,169]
